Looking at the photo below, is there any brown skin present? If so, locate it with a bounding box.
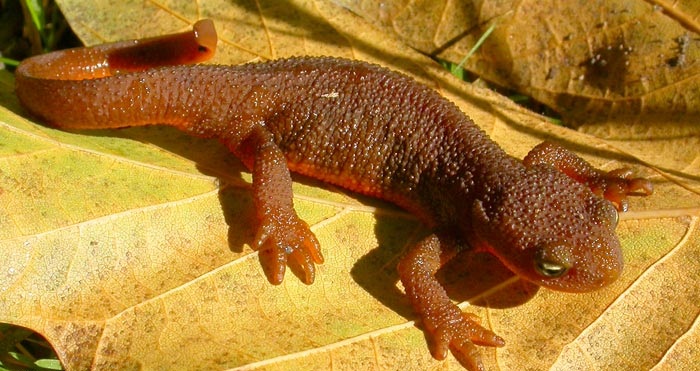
[15,20,652,370]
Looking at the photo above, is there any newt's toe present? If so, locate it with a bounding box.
[254,215,323,284]
[589,168,654,212]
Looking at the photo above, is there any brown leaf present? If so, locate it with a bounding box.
[1,1,698,370]
[337,0,700,184]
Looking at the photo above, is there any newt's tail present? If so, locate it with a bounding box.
[15,20,217,129]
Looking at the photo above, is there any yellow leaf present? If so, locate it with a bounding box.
[1,1,698,370]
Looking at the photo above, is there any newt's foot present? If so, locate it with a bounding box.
[428,311,505,371]
[524,141,653,212]
[588,168,653,212]
[254,215,323,285]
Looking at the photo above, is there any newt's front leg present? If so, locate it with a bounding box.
[398,234,504,371]
[236,126,324,284]
[524,142,653,211]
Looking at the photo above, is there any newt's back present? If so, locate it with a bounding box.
[229,57,513,225]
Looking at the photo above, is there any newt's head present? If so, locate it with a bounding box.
[472,165,622,292]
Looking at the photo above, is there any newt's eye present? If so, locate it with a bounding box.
[534,243,572,278]
[535,260,569,277]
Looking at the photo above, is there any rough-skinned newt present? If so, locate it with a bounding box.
[14,19,653,370]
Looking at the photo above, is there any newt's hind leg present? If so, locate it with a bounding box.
[523,142,653,211]
[234,126,323,284]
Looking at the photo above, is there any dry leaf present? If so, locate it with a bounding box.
[335,0,700,189]
[1,0,699,370]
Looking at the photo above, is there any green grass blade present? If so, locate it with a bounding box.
[456,22,497,70]
[23,0,46,33]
